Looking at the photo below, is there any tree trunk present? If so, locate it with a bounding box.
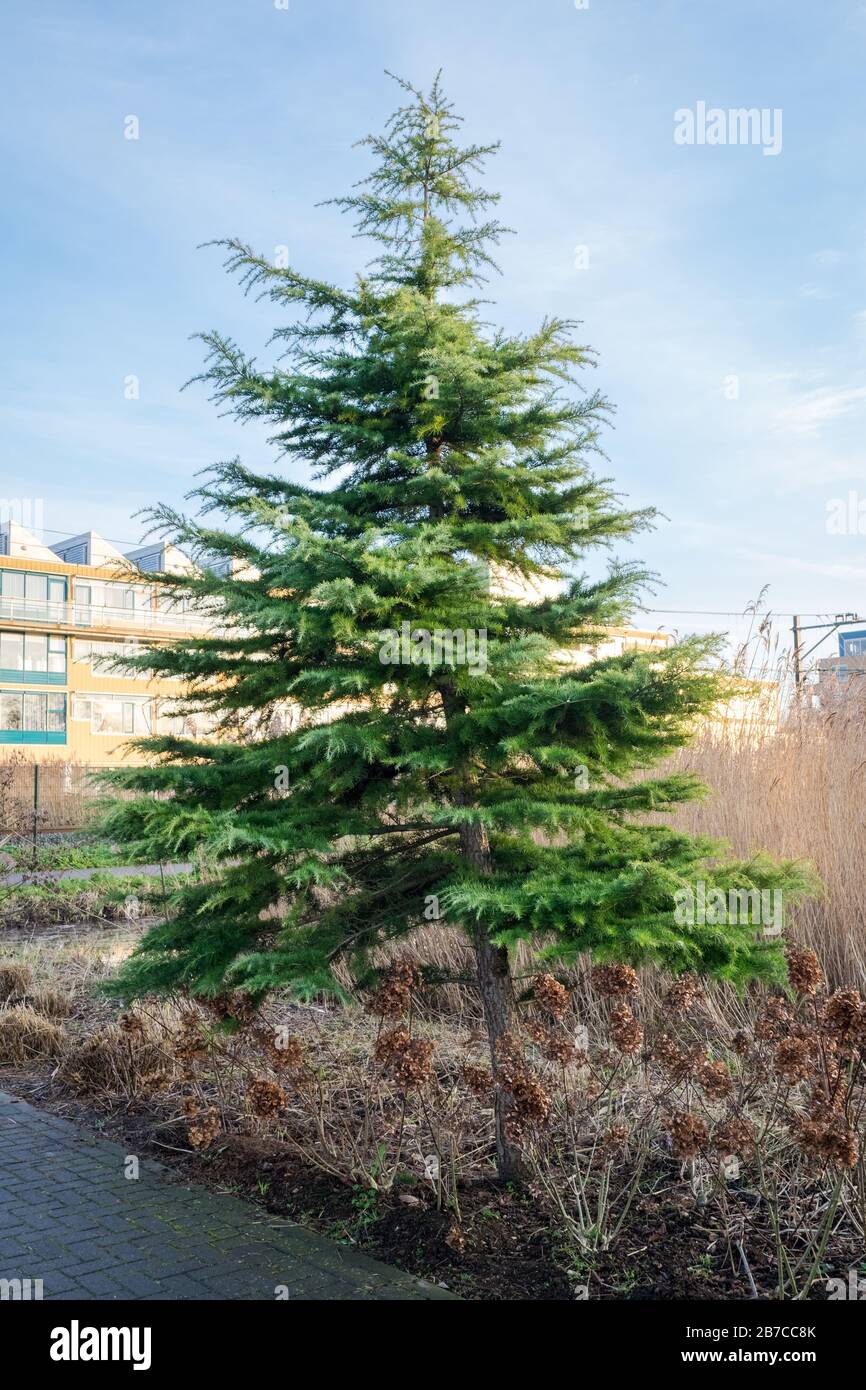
[443,676,527,1182]
[458,816,527,1183]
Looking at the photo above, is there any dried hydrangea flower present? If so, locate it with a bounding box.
[608,1003,643,1054]
[793,1114,859,1169]
[668,1111,708,1159]
[494,1033,551,1136]
[525,1018,578,1067]
[118,1011,146,1037]
[754,995,792,1042]
[652,1032,685,1070]
[523,1018,549,1046]
[375,1026,412,1065]
[254,1026,306,1074]
[460,1063,493,1099]
[773,1036,816,1084]
[696,1058,733,1100]
[367,960,421,1019]
[598,1124,629,1156]
[665,974,702,1013]
[534,973,570,1019]
[183,1098,221,1149]
[785,946,823,998]
[374,1027,434,1089]
[391,1037,434,1089]
[822,989,865,1047]
[712,1115,754,1156]
[247,1077,287,1117]
[591,963,640,999]
[199,991,258,1026]
[507,1073,552,1135]
[653,1034,705,1081]
[173,1012,208,1067]
[541,1033,578,1066]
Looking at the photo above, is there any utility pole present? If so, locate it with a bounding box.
[792,615,802,687]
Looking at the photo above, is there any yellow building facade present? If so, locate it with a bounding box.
[0,522,208,766]
[0,520,677,769]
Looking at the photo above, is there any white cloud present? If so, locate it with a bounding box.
[772,385,866,438]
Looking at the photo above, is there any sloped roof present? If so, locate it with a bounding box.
[0,519,58,562]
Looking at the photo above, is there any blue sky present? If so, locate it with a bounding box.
[3,0,866,662]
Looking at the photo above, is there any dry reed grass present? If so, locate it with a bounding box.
[56,1024,170,1100]
[20,986,72,1018]
[0,1005,65,1063]
[659,690,866,988]
[0,960,33,1000]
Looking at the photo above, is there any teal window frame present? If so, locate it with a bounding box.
[0,571,67,601]
[0,689,66,743]
[0,631,66,684]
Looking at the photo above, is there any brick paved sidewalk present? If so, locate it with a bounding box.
[0,1091,455,1300]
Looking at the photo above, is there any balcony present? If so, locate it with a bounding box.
[0,595,68,626]
[0,594,214,634]
[73,603,214,634]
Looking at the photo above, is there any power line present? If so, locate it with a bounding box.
[638,608,850,619]
[29,525,145,549]
[10,531,860,624]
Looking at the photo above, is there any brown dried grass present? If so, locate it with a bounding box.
[658,693,866,988]
[56,1024,171,1100]
[0,1005,65,1063]
[0,960,33,1001]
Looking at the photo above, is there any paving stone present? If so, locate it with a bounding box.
[0,1090,456,1302]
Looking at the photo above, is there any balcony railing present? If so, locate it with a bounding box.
[73,603,214,633]
[0,596,68,626]
[0,594,215,633]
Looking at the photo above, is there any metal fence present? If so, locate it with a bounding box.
[0,762,125,832]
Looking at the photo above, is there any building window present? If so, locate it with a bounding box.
[155,703,217,739]
[0,632,21,670]
[0,690,66,740]
[46,695,66,732]
[0,632,66,678]
[73,579,145,613]
[0,571,67,604]
[0,691,21,729]
[24,692,46,731]
[72,638,146,677]
[48,636,66,672]
[25,635,45,671]
[1,572,24,599]
[71,692,152,736]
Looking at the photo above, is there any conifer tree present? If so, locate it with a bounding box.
[103,75,811,1181]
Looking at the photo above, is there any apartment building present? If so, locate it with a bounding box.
[816,624,866,701]
[0,521,210,764]
[0,517,674,766]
